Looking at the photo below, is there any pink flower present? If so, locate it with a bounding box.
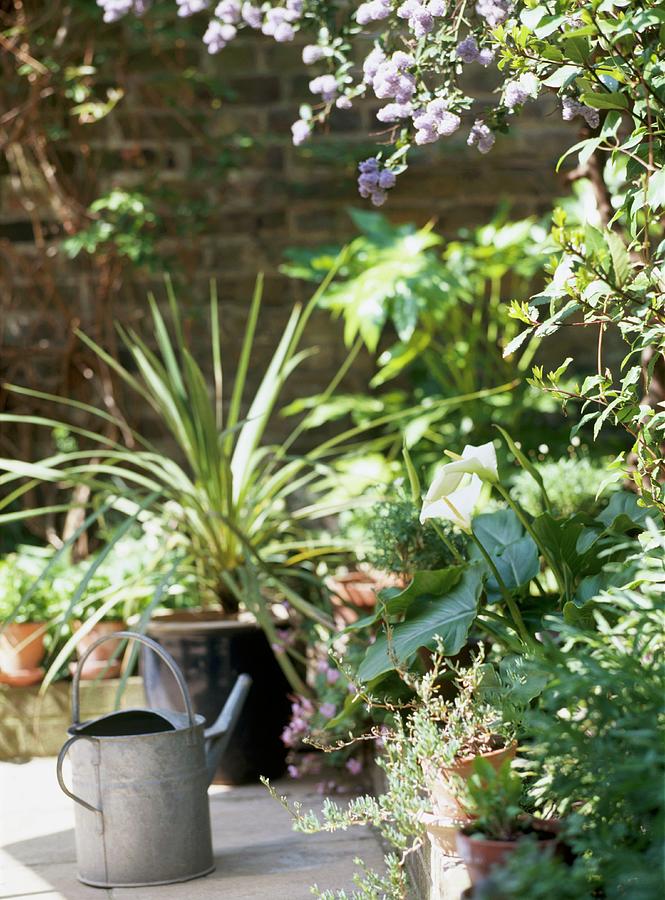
[326,667,341,684]
[287,764,300,778]
[319,702,336,719]
[346,757,363,775]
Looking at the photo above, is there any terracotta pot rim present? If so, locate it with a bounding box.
[1,620,47,630]
[457,830,558,849]
[443,739,517,773]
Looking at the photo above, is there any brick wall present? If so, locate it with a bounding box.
[0,22,577,453]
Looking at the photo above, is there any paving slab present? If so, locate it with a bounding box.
[0,758,385,900]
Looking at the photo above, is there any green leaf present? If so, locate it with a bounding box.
[605,230,630,287]
[357,563,484,681]
[492,536,540,591]
[472,509,523,553]
[579,92,628,110]
[598,491,661,533]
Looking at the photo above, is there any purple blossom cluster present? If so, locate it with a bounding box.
[467,119,495,153]
[356,0,391,25]
[475,0,512,27]
[413,97,461,144]
[455,35,495,66]
[396,0,447,39]
[372,51,417,103]
[357,157,396,207]
[302,44,326,65]
[561,96,600,129]
[503,72,540,109]
[177,0,209,15]
[309,74,337,103]
[202,0,303,54]
[96,0,150,22]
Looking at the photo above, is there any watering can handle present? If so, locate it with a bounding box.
[56,735,103,815]
[71,630,196,728]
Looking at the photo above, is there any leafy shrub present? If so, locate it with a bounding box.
[510,454,618,518]
[343,496,465,576]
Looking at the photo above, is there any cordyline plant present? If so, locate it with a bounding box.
[99,0,665,508]
[0,271,373,690]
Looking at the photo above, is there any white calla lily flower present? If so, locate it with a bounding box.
[419,442,498,531]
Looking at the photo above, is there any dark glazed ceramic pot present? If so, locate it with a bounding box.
[141,611,291,784]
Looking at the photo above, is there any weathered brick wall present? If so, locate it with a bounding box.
[1,25,576,452]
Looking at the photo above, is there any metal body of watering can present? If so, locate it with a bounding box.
[56,631,251,888]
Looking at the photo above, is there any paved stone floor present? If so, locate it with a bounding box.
[0,758,385,900]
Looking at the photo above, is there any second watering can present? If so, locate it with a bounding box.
[56,631,251,888]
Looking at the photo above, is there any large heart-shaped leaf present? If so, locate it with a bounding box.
[598,491,661,533]
[492,535,540,591]
[473,509,523,554]
[358,563,484,682]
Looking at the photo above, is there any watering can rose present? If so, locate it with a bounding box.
[420,442,498,532]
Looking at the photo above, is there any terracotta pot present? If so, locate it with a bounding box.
[72,620,126,680]
[428,740,517,819]
[0,622,46,686]
[456,824,558,884]
[326,569,407,625]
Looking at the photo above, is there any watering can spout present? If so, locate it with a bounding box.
[204,673,252,784]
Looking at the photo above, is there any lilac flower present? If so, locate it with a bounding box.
[503,73,540,109]
[478,47,495,66]
[397,1,434,39]
[303,44,325,65]
[475,0,512,27]
[177,0,209,16]
[309,74,337,103]
[208,17,232,39]
[356,0,391,25]
[346,757,363,775]
[286,0,303,15]
[319,702,336,719]
[214,0,240,22]
[270,640,285,655]
[376,102,413,123]
[97,0,149,21]
[316,658,329,673]
[291,118,311,145]
[413,98,460,144]
[378,169,396,189]
[347,682,356,693]
[363,46,387,84]
[373,53,416,103]
[263,8,296,40]
[357,157,397,206]
[335,96,353,109]
[467,119,495,154]
[429,0,447,14]
[561,96,600,129]
[326,667,341,684]
[287,764,300,778]
[456,36,480,64]
[241,2,262,27]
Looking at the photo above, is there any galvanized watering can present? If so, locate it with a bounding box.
[56,631,251,888]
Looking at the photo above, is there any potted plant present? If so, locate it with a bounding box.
[414,644,517,827]
[0,273,407,781]
[454,758,559,885]
[0,549,60,686]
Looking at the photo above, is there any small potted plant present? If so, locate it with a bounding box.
[0,550,58,687]
[454,758,559,885]
[420,654,517,822]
